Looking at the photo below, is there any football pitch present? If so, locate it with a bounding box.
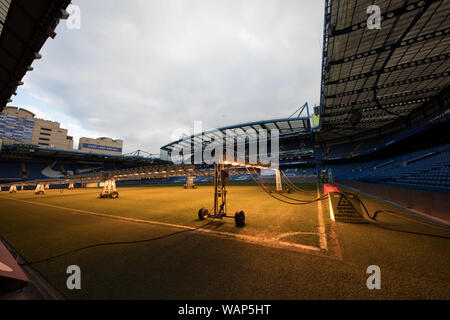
[0,183,449,299]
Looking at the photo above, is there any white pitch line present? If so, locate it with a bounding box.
[316,183,328,251]
[276,231,319,241]
[0,196,323,254]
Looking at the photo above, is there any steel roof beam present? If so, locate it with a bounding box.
[327,84,446,100]
[323,95,434,110]
[328,27,450,66]
[329,0,438,37]
[326,52,449,86]
[326,71,448,97]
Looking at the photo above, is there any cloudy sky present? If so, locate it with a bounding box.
[12,0,325,154]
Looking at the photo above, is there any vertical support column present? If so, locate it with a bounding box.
[213,164,219,215]
[275,169,282,192]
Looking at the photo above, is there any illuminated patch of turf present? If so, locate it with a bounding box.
[0,184,323,240]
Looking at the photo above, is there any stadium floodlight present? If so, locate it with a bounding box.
[27,66,33,71]
[60,9,70,20]
[17,81,24,86]
[7,99,12,103]
[47,28,57,39]
[34,52,42,59]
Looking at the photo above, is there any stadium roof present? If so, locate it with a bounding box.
[0,143,165,165]
[161,117,312,152]
[319,0,450,142]
[0,0,70,111]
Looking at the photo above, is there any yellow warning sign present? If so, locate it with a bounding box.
[328,192,366,223]
[337,195,352,207]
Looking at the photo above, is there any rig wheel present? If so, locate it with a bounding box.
[109,191,119,198]
[234,210,245,227]
[198,207,209,220]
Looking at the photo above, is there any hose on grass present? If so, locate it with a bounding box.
[19,213,217,266]
[251,167,328,203]
[334,191,450,240]
[280,170,306,192]
[245,167,327,205]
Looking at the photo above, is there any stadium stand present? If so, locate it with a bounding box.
[329,144,450,194]
[313,0,450,203]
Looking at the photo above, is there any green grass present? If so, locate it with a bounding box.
[0,183,449,299]
[0,184,322,240]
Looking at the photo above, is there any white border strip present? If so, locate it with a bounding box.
[316,184,328,250]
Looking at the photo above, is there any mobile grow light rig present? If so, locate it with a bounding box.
[198,161,271,227]
[184,175,198,189]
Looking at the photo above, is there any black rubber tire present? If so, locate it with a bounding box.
[198,207,209,220]
[234,210,245,227]
[109,191,119,198]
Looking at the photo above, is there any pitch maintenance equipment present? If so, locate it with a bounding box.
[198,163,246,227]
[99,179,119,198]
[184,176,198,189]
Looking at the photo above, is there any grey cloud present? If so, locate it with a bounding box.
[21,0,324,153]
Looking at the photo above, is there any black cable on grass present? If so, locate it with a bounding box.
[280,171,306,192]
[280,174,310,195]
[280,173,302,192]
[373,209,450,232]
[245,167,327,205]
[335,191,450,240]
[339,191,375,220]
[250,168,327,203]
[20,215,217,266]
[250,168,327,204]
[367,218,450,240]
